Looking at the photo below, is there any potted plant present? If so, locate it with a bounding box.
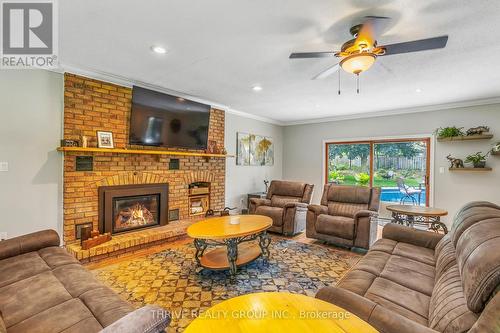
[435,126,464,139]
[492,142,500,154]
[465,151,489,168]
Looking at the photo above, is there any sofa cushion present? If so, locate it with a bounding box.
[267,180,306,199]
[316,214,354,239]
[455,217,500,313]
[434,235,457,282]
[337,269,377,296]
[450,204,500,247]
[392,242,435,266]
[6,299,103,333]
[380,255,435,296]
[270,195,299,208]
[364,277,430,326]
[0,271,72,328]
[38,246,80,268]
[324,184,372,205]
[255,206,283,227]
[327,202,368,218]
[428,264,478,333]
[0,251,50,288]
[79,287,134,327]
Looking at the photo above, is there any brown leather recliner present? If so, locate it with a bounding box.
[306,184,381,250]
[249,180,314,235]
[316,201,500,333]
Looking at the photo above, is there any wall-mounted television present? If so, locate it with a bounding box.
[129,86,211,149]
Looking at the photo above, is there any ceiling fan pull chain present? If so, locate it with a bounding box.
[338,70,341,95]
[356,74,360,94]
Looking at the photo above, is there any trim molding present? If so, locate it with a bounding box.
[52,64,284,126]
[283,97,500,126]
[52,64,500,127]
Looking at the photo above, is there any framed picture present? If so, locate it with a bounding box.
[97,131,114,148]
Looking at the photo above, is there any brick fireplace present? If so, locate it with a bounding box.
[63,73,226,245]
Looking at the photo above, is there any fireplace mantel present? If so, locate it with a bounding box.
[58,146,234,158]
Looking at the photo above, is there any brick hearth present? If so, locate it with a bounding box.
[62,73,226,246]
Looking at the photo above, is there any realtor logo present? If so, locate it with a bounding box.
[1,0,58,68]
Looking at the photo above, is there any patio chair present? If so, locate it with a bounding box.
[396,177,422,205]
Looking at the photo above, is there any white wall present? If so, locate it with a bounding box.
[0,70,63,239]
[283,105,500,224]
[225,112,283,211]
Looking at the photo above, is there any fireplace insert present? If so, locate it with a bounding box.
[98,184,168,234]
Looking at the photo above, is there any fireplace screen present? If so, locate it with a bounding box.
[113,195,160,232]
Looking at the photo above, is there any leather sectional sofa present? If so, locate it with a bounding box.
[316,201,500,333]
[307,184,381,250]
[0,230,170,333]
[249,180,314,235]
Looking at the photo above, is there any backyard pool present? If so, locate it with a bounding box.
[380,187,426,206]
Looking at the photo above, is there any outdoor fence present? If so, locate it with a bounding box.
[331,156,426,171]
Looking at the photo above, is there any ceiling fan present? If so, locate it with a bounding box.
[290,16,448,82]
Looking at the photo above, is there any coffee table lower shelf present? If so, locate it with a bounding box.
[199,243,262,270]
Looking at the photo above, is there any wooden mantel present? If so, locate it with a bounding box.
[57,146,234,158]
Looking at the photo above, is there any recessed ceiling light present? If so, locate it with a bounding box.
[415,88,422,93]
[252,85,262,92]
[151,45,167,54]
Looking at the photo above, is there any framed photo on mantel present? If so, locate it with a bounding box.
[97,131,114,148]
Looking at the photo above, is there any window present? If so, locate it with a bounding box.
[325,138,430,206]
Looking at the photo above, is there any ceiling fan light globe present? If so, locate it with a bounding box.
[340,53,376,74]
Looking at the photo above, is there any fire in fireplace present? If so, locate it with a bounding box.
[99,184,168,234]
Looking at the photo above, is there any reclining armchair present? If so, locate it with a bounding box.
[306,184,380,250]
[249,180,314,235]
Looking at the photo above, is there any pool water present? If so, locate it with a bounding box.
[381,187,426,206]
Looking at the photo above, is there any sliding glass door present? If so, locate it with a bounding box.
[325,138,430,206]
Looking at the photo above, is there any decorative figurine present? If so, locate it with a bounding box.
[264,180,270,193]
[466,126,490,136]
[446,154,465,168]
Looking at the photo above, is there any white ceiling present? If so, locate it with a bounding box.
[60,0,500,124]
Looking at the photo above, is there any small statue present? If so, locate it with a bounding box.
[264,180,270,193]
[466,126,490,136]
[446,154,464,168]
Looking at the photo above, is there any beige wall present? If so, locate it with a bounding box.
[283,105,500,224]
[225,112,283,211]
[0,70,63,239]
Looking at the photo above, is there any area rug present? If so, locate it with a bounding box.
[92,237,361,332]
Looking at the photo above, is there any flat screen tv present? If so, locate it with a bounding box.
[129,86,211,149]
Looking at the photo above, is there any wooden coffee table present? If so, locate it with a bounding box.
[387,205,449,234]
[187,215,272,276]
[184,292,379,333]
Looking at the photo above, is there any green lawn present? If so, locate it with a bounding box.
[330,173,422,187]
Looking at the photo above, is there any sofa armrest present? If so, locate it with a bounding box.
[354,209,378,220]
[0,229,60,261]
[307,204,328,216]
[248,198,271,213]
[316,287,438,333]
[100,305,170,333]
[284,202,308,210]
[382,223,444,249]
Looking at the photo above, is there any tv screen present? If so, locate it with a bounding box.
[129,86,211,149]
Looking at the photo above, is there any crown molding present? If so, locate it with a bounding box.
[51,64,284,126]
[282,97,500,126]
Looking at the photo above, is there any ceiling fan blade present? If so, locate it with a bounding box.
[312,63,340,80]
[289,52,336,59]
[355,16,391,47]
[380,35,448,56]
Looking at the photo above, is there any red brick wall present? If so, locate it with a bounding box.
[63,73,225,244]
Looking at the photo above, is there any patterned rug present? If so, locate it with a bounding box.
[92,237,361,332]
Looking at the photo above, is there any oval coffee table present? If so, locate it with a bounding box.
[187,215,272,276]
[387,204,449,234]
[184,292,379,333]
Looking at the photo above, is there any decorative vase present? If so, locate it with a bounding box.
[474,161,486,168]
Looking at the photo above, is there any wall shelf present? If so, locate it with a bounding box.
[57,146,234,158]
[449,167,492,172]
[437,134,494,142]
[492,151,500,156]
